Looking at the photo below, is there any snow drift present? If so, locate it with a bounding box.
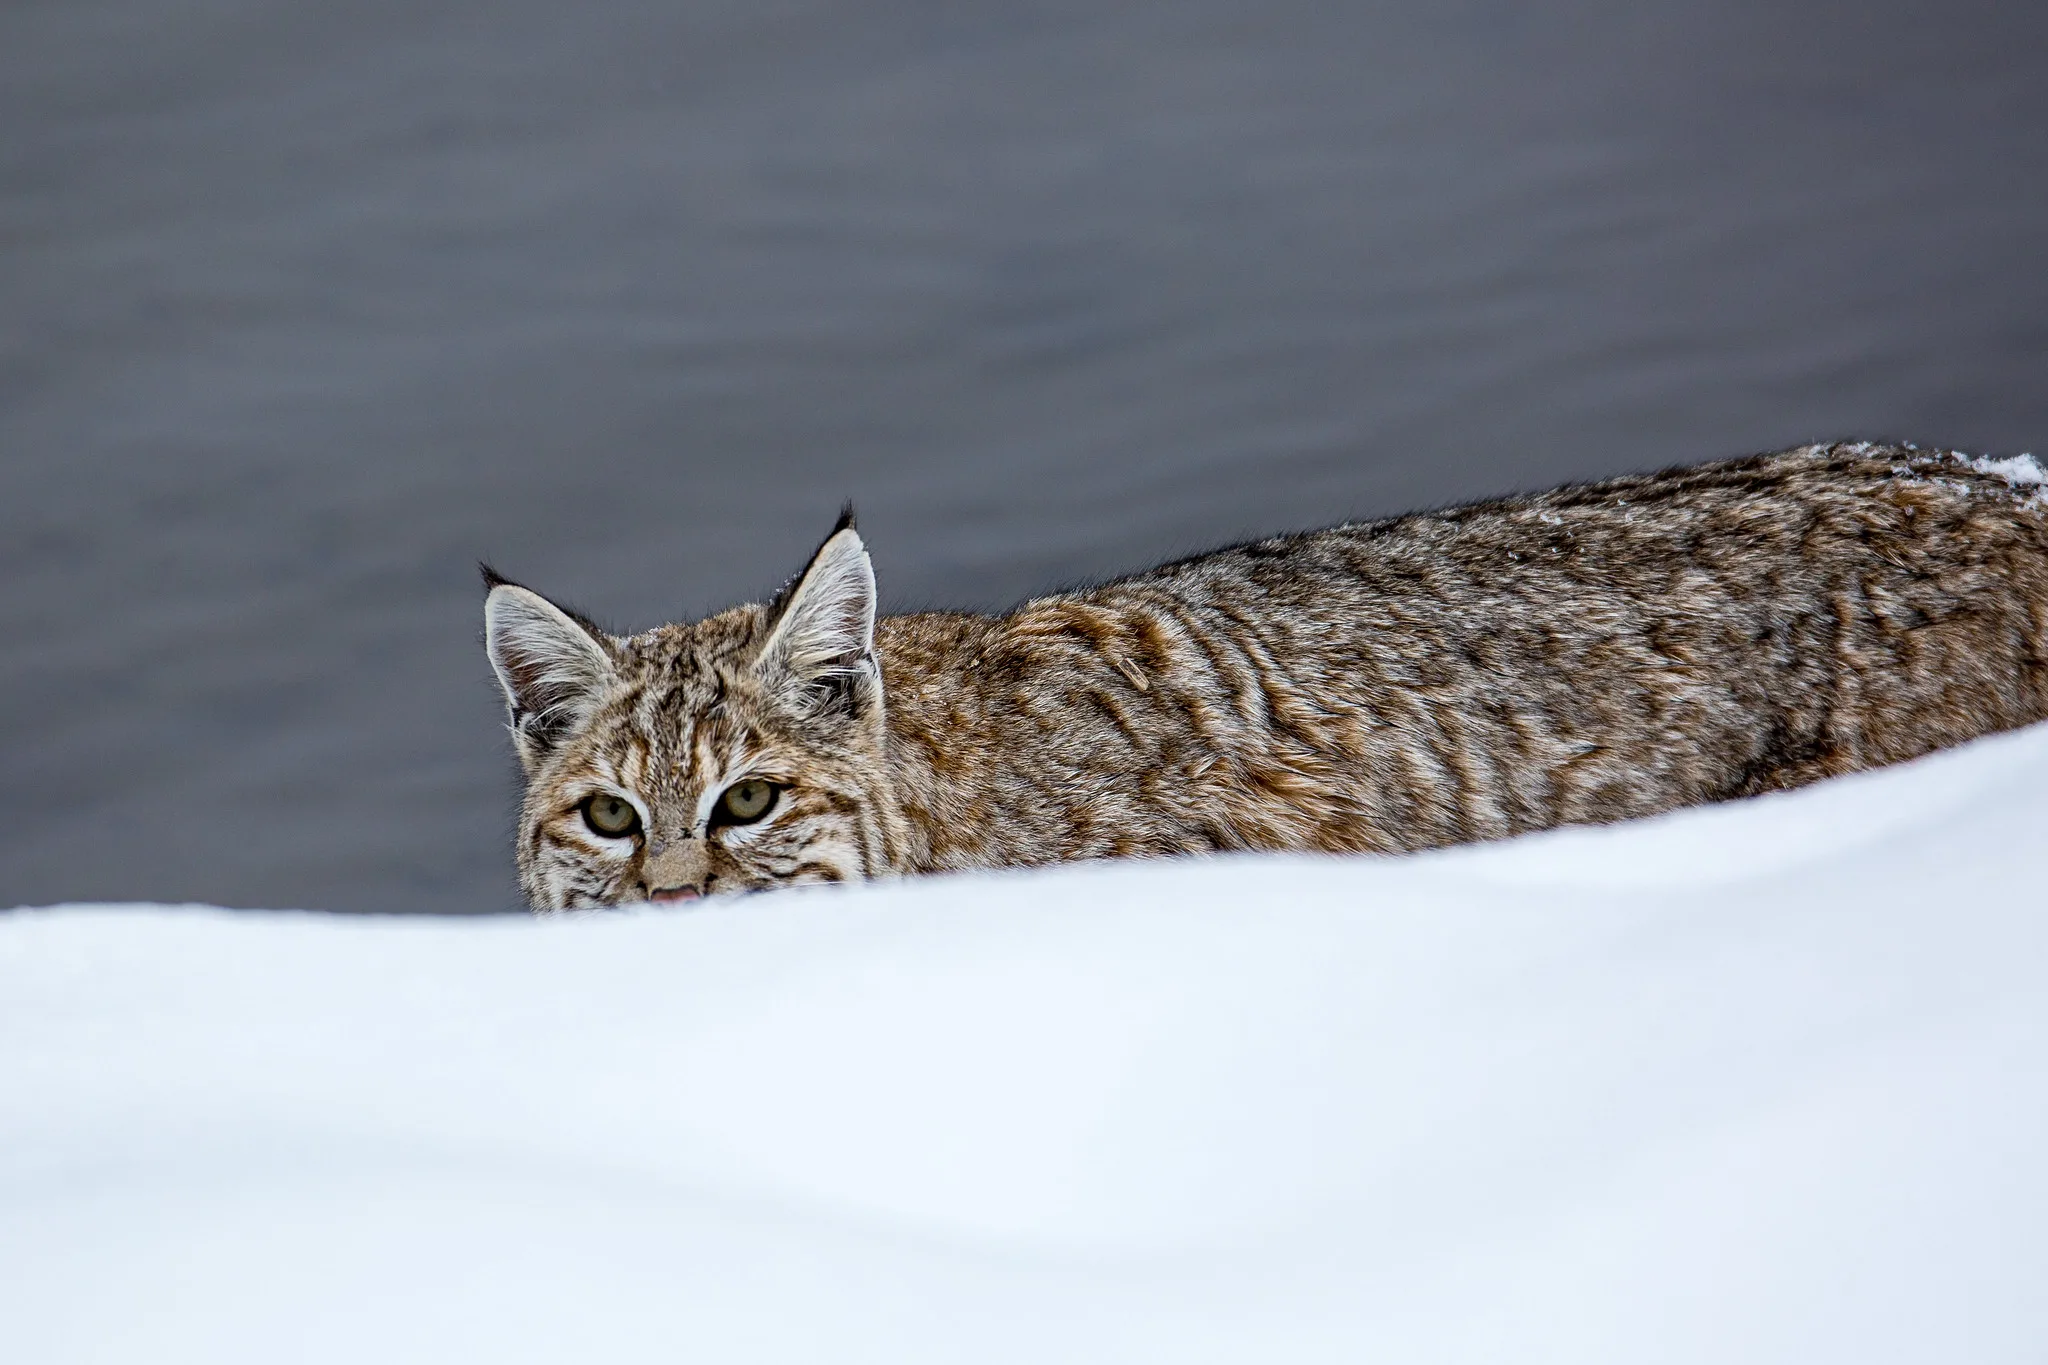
[5,724,2046,1363]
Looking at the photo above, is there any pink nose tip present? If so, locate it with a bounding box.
[648,886,701,904]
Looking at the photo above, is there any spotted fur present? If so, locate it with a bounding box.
[486,442,2048,911]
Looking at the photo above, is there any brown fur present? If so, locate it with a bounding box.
[485,442,2048,910]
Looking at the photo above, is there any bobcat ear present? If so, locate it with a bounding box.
[759,511,879,716]
[482,572,617,771]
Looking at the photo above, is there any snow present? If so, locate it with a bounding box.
[5,727,2048,1363]
[1961,451,2047,491]
[1885,446,2048,506]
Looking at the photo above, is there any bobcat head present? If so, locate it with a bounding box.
[484,513,901,911]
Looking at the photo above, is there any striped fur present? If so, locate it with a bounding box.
[486,442,2048,911]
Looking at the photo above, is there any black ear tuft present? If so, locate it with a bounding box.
[480,562,516,592]
[833,502,857,535]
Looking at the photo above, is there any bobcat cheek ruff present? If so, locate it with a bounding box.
[486,444,2048,912]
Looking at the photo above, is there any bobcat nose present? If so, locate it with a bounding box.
[642,838,710,904]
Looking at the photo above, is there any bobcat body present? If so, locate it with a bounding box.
[485,442,2048,911]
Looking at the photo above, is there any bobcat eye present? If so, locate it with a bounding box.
[714,778,780,826]
[582,793,641,839]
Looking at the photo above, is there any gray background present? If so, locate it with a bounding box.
[4,0,2044,913]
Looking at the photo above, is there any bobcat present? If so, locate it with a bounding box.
[485,441,2048,911]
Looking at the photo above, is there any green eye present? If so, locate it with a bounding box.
[716,778,779,826]
[582,793,641,838]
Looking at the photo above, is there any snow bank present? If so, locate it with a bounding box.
[5,726,2047,1364]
